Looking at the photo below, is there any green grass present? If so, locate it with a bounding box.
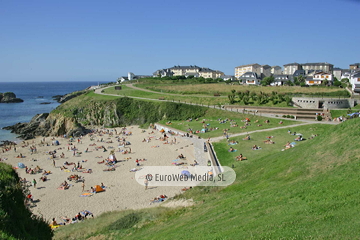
[135,82,348,96]
[103,85,292,107]
[158,108,300,138]
[0,163,52,240]
[330,104,360,118]
[54,118,360,240]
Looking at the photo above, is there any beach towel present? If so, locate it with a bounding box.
[80,193,93,197]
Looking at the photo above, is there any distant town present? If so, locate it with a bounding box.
[117,62,360,94]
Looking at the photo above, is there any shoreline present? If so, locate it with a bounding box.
[0,125,205,222]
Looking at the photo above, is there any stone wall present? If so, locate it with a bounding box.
[293,97,357,109]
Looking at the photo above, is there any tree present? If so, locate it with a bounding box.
[297,75,306,84]
[293,77,300,86]
[334,79,342,87]
[260,76,274,86]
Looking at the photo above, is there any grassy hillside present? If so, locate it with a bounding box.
[0,163,52,240]
[54,118,360,239]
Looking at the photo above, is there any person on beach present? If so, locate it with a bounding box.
[82,182,85,192]
[32,179,37,188]
[144,178,148,190]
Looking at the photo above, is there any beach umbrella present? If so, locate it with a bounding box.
[181,170,191,176]
[18,163,26,168]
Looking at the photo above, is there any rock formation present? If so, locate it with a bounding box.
[0,92,24,103]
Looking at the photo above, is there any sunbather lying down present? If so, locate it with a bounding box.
[236,154,247,161]
[130,168,141,172]
[103,168,115,171]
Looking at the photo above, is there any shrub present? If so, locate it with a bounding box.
[282,115,286,118]
[290,115,295,119]
[108,212,141,230]
[287,115,290,118]
[317,115,323,121]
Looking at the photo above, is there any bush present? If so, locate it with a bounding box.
[317,115,323,121]
[108,212,141,230]
[290,115,295,119]
[282,115,286,118]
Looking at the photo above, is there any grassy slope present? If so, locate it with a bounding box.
[135,82,349,96]
[158,108,299,138]
[55,118,360,239]
[0,163,52,240]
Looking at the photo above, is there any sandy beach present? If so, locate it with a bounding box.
[0,125,202,222]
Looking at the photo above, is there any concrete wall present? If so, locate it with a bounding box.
[293,97,356,109]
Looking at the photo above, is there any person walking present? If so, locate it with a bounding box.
[32,179,37,188]
[53,159,56,167]
[144,178,148,190]
[82,181,85,192]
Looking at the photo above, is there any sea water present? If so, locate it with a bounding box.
[0,81,107,142]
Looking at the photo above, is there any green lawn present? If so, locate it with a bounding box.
[158,108,300,138]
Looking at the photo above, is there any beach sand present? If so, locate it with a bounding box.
[0,125,200,222]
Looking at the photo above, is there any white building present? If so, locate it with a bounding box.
[306,72,333,85]
[235,64,261,79]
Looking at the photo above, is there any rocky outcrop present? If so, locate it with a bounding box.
[0,92,24,103]
[3,113,90,140]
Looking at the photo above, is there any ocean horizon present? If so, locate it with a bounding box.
[0,81,109,142]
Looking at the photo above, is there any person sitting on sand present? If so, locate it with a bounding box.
[190,160,198,166]
[51,218,59,226]
[40,176,47,182]
[178,154,185,159]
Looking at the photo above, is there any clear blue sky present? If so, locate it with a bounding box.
[0,0,359,82]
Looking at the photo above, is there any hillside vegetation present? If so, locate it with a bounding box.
[0,163,52,240]
[54,118,360,239]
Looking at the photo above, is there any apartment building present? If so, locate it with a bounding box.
[153,65,224,78]
[350,63,360,70]
[271,66,282,75]
[234,64,261,79]
[301,62,333,74]
[283,63,301,75]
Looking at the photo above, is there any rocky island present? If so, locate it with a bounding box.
[0,92,24,103]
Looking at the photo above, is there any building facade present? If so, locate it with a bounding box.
[283,63,301,75]
[271,66,282,75]
[235,64,261,79]
[306,72,333,85]
[350,63,360,70]
[153,65,224,78]
[283,62,333,75]
[239,72,261,85]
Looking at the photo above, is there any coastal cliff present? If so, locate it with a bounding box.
[3,92,207,139]
[0,92,24,103]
